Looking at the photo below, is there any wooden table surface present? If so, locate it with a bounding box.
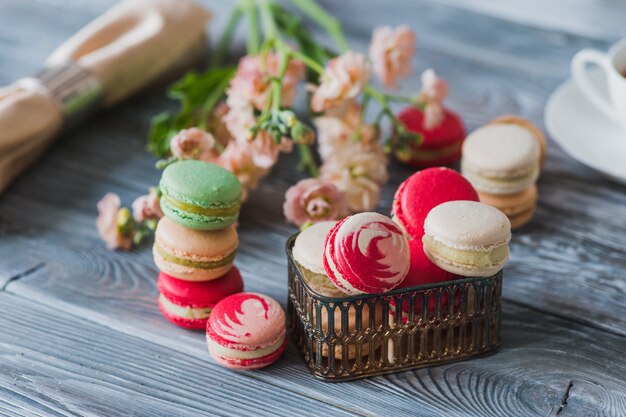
[1,1,625,416]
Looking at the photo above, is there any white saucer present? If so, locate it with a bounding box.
[545,70,626,184]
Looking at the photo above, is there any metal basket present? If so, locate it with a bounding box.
[286,234,502,382]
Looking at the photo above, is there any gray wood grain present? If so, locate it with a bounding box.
[0,293,360,417]
[1,0,625,415]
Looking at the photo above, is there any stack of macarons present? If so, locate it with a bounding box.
[153,160,244,330]
[461,116,546,229]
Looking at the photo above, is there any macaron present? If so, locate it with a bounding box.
[157,268,244,330]
[292,221,346,297]
[392,167,479,240]
[489,115,547,167]
[160,160,242,230]
[423,201,511,277]
[324,212,410,295]
[461,124,540,195]
[395,106,465,167]
[206,293,286,370]
[390,240,454,319]
[479,185,537,230]
[153,216,238,281]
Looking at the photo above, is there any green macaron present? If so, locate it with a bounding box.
[159,160,242,231]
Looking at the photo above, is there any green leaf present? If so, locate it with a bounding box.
[148,112,177,158]
[169,67,235,110]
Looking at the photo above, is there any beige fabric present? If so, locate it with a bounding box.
[0,0,211,193]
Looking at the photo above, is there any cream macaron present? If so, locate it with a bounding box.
[292,221,346,297]
[422,201,511,277]
[461,124,540,195]
[153,216,238,281]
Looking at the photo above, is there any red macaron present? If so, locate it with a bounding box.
[391,240,455,319]
[157,268,244,330]
[392,167,479,239]
[395,106,465,168]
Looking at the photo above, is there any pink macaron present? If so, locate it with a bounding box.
[157,268,244,330]
[392,167,479,240]
[390,240,455,320]
[206,292,286,370]
[324,212,410,295]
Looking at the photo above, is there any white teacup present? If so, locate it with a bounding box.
[572,38,626,129]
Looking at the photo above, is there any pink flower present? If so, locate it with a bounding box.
[314,101,379,162]
[283,178,347,226]
[320,150,388,213]
[310,51,371,112]
[207,102,233,147]
[227,54,304,111]
[419,69,449,130]
[420,68,448,102]
[218,140,270,201]
[170,128,218,162]
[223,105,293,169]
[96,193,133,251]
[132,188,163,222]
[369,25,417,88]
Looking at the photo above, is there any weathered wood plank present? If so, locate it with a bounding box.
[3,261,626,416]
[419,0,626,41]
[0,292,360,417]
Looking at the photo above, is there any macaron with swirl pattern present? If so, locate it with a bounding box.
[324,212,410,295]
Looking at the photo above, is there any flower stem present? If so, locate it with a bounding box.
[242,0,260,54]
[290,49,324,75]
[297,143,319,178]
[213,5,243,68]
[198,69,235,131]
[288,0,348,52]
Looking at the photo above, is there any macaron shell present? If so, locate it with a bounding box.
[292,221,337,275]
[160,160,242,210]
[207,293,285,350]
[462,124,540,176]
[397,106,466,148]
[153,217,238,281]
[158,297,210,330]
[424,201,511,249]
[157,269,244,309]
[323,213,410,294]
[489,115,547,167]
[392,167,479,239]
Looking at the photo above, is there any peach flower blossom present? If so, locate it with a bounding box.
[223,105,293,169]
[310,51,370,112]
[227,53,304,111]
[132,188,163,223]
[369,25,417,88]
[96,193,133,251]
[170,128,218,162]
[320,150,388,213]
[314,101,379,162]
[283,178,347,226]
[218,141,270,201]
[419,69,449,130]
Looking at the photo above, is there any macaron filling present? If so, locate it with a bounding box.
[423,235,509,270]
[159,294,212,319]
[154,242,236,269]
[161,193,240,217]
[207,333,286,360]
